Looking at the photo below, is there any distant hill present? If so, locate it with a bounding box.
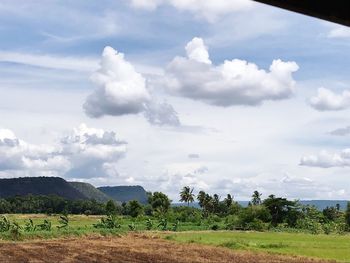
[69,182,110,203]
[98,186,148,204]
[0,177,86,200]
[299,200,348,211]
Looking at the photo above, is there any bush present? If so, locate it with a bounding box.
[296,218,323,234]
[245,219,267,231]
[225,215,240,230]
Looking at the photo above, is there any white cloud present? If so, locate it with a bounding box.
[162,37,299,107]
[309,87,350,111]
[0,124,127,179]
[0,128,69,173]
[61,124,127,179]
[84,46,181,126]
[83,46,151,117]
[300,149,350,168]
[328,26,350,39]
[185,37,211,64]
[129,0,253,21]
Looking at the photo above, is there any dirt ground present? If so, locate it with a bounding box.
[0,234,335,263]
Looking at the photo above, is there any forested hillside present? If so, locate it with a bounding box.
[0,177,86,200]
[98,186,148,204]
[69,182,110,203]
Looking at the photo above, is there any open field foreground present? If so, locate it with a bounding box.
[0,234,336,263]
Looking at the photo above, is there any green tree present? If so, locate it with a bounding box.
[262,195,297,226]
[223,194,233,208]
[149,192,171,214]
[179,186,195,207]
[105,200,117,215]
[125,200,144,218]
[197,191,206,208]
[345,202,350,228]
[251,190,262,206]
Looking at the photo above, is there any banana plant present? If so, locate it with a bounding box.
[158,218,168,231]
[24,219,36,232]
[37,220,52,231]
[128,222,136,231]
[145,218,153,230]
[57,215,69,229]
[0,216,11,232]
[10,222,22,240]
[93,215,121,229]
[172,220,179,232]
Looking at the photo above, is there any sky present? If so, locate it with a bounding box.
[1,0,350,200]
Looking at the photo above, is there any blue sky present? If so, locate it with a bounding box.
[1,0,350,200]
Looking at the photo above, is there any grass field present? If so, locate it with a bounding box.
[2,214,350,262]
[162,231,350,262]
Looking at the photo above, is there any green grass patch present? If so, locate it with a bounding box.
[162,231,350,262]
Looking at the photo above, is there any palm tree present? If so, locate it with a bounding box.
[197,191,206,208]
[224,194,233,207]
[179,186,195,207]
[251,190,262,205]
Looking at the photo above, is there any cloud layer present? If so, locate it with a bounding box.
[162,37,299,107]
[300,149,350,168]
[309,87,350,111]
[129,0,253,21]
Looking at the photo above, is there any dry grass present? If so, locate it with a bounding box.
[0,233,336,263]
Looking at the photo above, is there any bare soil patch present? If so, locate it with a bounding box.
[0,234,334,263]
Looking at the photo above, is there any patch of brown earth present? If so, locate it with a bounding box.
[0,234,335,263]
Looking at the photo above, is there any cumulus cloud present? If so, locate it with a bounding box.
[329,126,350,136]
[300,149,350,168]
[60,124,127,179]
[84,46,180,126]
[162,37,299,107]
[84,46,151,117]
[129,0,253,21]
[309,88,350,111]
[0,124,127,179]
[0,129,69,173]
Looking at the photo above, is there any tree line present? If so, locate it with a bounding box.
[0,188,349,234]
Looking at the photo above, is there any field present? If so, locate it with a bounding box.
[0,214,349,262]
[162,231,350,262]
[0,234,336,263]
